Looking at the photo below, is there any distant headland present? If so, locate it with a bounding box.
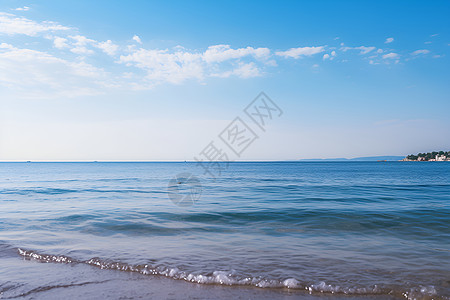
[298,156,405,162]
[402,151,450,161]
[297,152,450,162]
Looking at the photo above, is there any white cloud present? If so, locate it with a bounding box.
[97,40,119,56]
[132,35,142,44]
[232,62,261,78]
[119,44,272,86]
[382,52,399,59]
[69,35,96,46]
[276,46,325,59]
[70,46,94,55]
[355,46,375,54]
[68,35,96,55]
[0,44,113,98]
[53,36,69,49]
[323,51,336,61]
[119,48,204,85]
[0,12,69,36]
[215,62,261,78]
[203,44,270,63]
[0,12,438,95]
[0,42,15,50]
[51,34,118,56]
[411,49,430,55]
[14,6,30,11]
[385,37,394,44]
[341,46,376,54]
[265,59,277,67]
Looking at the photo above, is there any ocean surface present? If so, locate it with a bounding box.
[0,162,449,299]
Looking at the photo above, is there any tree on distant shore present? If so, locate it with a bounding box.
[406,151,450,161]
[406,154,418,160]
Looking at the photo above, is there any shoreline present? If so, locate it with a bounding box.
[1,255,398,300]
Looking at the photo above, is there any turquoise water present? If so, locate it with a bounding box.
[0,162,449,299]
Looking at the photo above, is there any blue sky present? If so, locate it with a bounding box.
[0,0,449,161]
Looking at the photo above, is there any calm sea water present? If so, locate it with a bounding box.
[0,162,449,299]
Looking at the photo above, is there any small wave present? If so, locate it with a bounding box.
[0,187,163,195]
[17,248,445,299]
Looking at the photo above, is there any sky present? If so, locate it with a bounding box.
[0,0,449,161]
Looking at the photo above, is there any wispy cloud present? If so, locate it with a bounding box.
[118,44,270,87]
[53,36,69,49]
[97,40,119,56]
[276,46,325,59]
[213,62,261,79]
[382,52,399,59]
[0,11,443,97]
[385,37,394,44]
[341,46,376,54]
[203,44,270,63]
[0,12,69,36]
[48,34,119,56]
[13,6,30,11]
[132,35,142,44]
[411,49,430,55]
[0,43,114,98]
[118,48,204,85]
[323,50,336,61]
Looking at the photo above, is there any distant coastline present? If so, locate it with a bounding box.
[298,152,450,162]
[401,151,450,162]
[298,156,404,162]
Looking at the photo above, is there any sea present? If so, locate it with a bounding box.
[0,162,449,299]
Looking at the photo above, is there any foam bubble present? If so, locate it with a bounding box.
[283,278,301,288]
